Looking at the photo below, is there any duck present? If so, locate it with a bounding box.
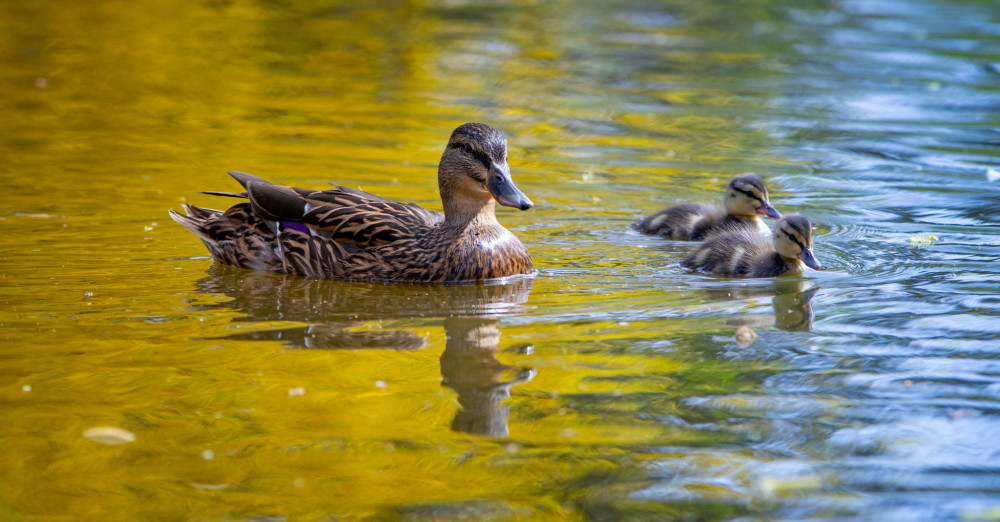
[169,122,535,284]
[634,174,781,240]
[681,215,822,277]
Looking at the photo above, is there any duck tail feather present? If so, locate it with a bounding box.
[246,181,309,223]
[227,171,269,190]
[200,190,248,199]
[169,208,212,240]
[181,204,223,220]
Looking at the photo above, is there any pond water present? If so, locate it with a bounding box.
[3,0,1000,519]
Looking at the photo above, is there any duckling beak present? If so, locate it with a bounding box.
[487,162,533,211]
[798,247,822,270]
[756,201,782,219]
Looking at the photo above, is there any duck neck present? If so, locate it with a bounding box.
[442,194,498,230]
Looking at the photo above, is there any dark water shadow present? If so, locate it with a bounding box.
[189,265,535,436]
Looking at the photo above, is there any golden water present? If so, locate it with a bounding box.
[3,0,1000,520]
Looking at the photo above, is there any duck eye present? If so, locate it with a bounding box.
[463,143,474,154]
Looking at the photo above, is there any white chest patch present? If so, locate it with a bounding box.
[756,218,771,235]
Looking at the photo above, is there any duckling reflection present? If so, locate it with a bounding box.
[771,285,819,331]
[440,317,535,436]
[189,265,535,435]
[699,279,819,332]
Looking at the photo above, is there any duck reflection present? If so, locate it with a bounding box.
[189,265,535,435]
[440,317,535,436]
[700,279,819,331]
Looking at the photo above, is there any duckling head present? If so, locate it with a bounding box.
[773,215,822,270]
[723,174,781,219]
[438,123,533,223]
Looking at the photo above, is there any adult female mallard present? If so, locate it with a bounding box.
[169,123,535,284]
[634,174,781,240]
[681,215,822,277]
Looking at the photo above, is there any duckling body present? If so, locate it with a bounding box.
[681,215,821,278]
[635,174,781,240]
[169,123,535,284]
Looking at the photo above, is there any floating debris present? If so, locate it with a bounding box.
[988,168,1000,182]
[16,213,62,219]
[288,387,306,397]
[908,234,938,248]
[190,483,229,491]
[201,449,215,460]
[82,426,136,445]
[735,325,757,347]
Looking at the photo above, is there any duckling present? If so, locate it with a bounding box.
[169,123,535,284]
[681,215,821,277]
[635,174,781,240]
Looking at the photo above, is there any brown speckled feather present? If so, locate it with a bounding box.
[170,203,283,271]
[238,174,443,247]
[169,123,535,284]
[271,223,533,283]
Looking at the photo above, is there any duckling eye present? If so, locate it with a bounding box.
[786,232,796,241]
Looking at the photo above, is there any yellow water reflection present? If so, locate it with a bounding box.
[2,0,802,519]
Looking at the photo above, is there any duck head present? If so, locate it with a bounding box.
[773,215,822,270]
[724,174,781,219]
[439,123,532,223]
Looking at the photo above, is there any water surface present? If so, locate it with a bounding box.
[2,0,1000,519]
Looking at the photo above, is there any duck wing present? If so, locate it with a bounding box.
[228,171,444,248]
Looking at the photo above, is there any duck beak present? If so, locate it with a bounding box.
[756,201,782,219]
[487,162,533,211]
[798,247,822,270]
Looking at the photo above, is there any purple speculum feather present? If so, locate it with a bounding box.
[279,221,310,235]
